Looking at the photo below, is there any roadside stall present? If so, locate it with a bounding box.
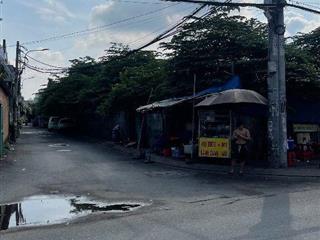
[196,89,268,165]
[135,76,242,159]
[198,109,232,159]
[287,99,320,162]
[136,97,193,157]
[293,124,320,160]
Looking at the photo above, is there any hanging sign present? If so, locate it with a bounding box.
[293,124,319,133]
[199,137,230,158]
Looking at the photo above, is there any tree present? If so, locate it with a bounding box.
[293,27,320,67]
[34,12,320,124]
[97,50,169,115]
[161,10,268,96]
[35,45,170,119]
[35,57,102,118]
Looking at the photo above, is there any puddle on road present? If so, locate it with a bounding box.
[0,195,144,231]
[21,130,45,134]
[48,143,70,148]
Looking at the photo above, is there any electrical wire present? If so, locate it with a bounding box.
[19,4,207,75]
[127,6,196,46]
[127,4,208,55]
[126,0,234,55]
[8,3,180,47]
[21,2,222,74]
[118,0,171,4]
[287,0,320,10]
[25,55,65,69]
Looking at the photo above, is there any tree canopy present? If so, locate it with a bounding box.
[34,11,320,121]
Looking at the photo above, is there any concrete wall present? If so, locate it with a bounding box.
[0,87,9,142]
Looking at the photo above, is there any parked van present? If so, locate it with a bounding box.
[58,118,75,132]
[48,116,60,131]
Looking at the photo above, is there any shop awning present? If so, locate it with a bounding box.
[137,75,242,113]
[136,97,191,113]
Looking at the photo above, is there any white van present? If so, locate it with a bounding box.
[48,116,60,131]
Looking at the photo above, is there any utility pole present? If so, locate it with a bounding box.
[191,73,196,160]
[264,0,287,167]
[12,41,20,142]
[2,39,6,61]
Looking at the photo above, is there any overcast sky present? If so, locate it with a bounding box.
[1,0,319,99]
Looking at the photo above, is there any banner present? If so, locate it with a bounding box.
[293,124,319,133]
[199,137,230,158]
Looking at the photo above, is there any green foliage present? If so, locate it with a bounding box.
[161,11,268,95]
[293,27,320,66]
[34,13,320,120]
[97,57,169,115]
[35,57,103,117]
[35,44,169,118]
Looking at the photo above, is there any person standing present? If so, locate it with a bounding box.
[229,122,251,175]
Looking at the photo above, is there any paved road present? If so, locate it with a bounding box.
[1,127,320,240]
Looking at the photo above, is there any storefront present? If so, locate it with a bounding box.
[196,89,268,166]
[198,109,231,159]
[136,76,243,159]
[293,124,319,144]
[292,123,320,159]
[287,98,320,161]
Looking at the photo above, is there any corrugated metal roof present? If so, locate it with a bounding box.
[136,75,241,113]
[136,97,190,113]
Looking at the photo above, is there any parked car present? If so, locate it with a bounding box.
[58,118,75,132]
[48,116,60,131]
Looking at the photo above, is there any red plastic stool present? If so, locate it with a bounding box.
[287,152,296,167]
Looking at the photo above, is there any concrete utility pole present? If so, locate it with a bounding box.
[264,0,287,167]
[12,41,20,142]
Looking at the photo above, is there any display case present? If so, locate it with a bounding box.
[198,110,232,158]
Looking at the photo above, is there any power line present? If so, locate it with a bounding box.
[25,55,65,69]
[127,0,234,55]
[287,0,320,10]
[162,0,277,8]
[21,5,206,74]
[21,5,207,75]
[118,0,172,4]
[8,3,180,47]
[127,4,208,55]
[127,6,196,46]
[163,0,320,14]
[24,63,66,74]
[23,0,320,75]
[16,5,194,73]
[23,2,222,74]
[287,3,320,14]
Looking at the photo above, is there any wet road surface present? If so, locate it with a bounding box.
[1,127,320,239]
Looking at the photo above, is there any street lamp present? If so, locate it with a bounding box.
[24,48,49,61]
[20,48,49,73]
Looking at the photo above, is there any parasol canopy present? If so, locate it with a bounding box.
[196,89,267,107]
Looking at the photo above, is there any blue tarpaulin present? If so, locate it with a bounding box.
[195,75,241,97]
[137,75,242,112]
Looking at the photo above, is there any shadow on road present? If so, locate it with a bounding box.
[232,192,320,240]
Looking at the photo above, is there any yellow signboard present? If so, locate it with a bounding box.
[199,137,230,158]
